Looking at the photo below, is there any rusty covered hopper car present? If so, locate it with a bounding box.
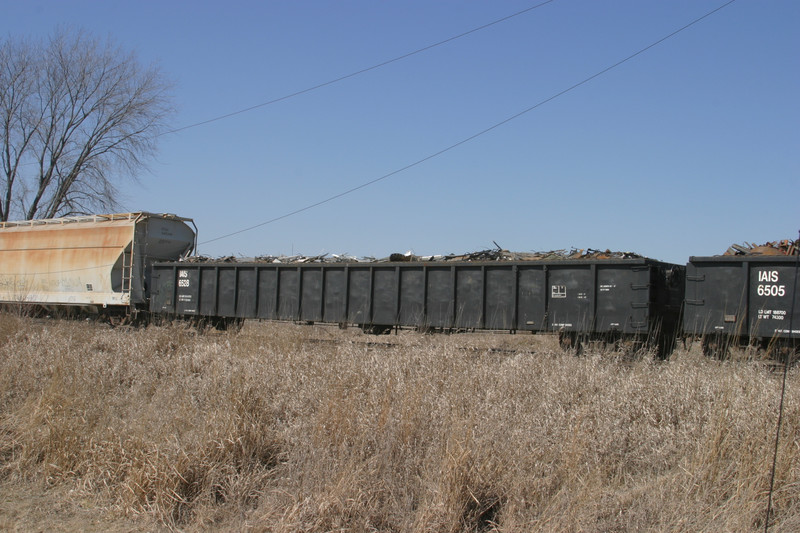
[0,213,195,318]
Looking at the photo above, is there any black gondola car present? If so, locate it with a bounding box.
[684,255,800,357]
[150,257,685,356]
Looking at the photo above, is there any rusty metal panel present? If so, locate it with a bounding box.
[0,213,194,308]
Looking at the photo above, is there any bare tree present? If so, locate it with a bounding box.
[0,29,173,221]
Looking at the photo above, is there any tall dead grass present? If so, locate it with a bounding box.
[0,313,798,531]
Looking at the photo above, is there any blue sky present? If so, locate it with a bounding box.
[2,1,798,264]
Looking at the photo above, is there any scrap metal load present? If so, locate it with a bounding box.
[724,239,798,256]
[389,247,644,263]
[183,246,646,265]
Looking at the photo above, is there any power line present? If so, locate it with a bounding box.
[16,4,557,176]
[200,0,737,247]
[162,0,558,136]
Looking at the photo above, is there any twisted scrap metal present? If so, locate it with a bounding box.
[183,245,644,264]
[724,239,799,256]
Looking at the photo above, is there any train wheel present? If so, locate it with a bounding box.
[206,317,244,332]
[701,334,729,359]
[654,335,671,360]
[615,337,646,360]
[558,331,583,356]
[225,318,245,332]
[766,340,799,365]
[363,324,392,335]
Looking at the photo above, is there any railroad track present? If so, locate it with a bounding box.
[302,335,540,356]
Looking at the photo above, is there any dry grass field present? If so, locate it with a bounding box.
[0,313,798,532]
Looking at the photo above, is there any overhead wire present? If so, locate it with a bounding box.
[17,3,555,173]
[161,0,558,136]
[199,0,737,247]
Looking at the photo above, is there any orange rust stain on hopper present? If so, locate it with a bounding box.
[0,219,134,304]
